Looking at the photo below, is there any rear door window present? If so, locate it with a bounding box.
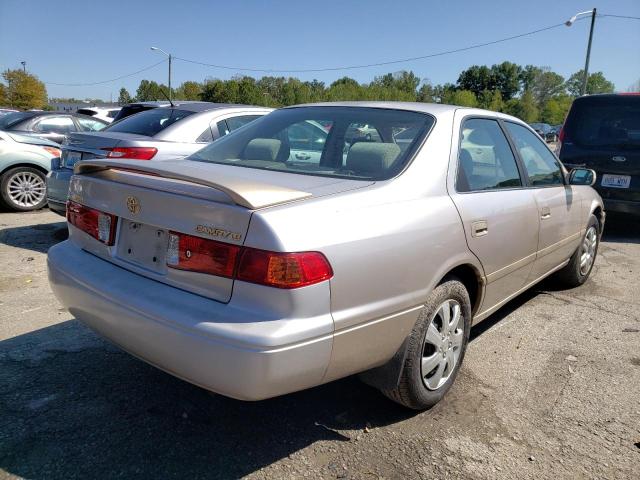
[504,122,563,186]
[34,116,76,134]
[105,108,194,137]
[225,115,261,132]
[457,118,522,192]
[77,117,106,131]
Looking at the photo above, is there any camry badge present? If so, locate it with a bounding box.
[612,156,626,162]
[196,224,242,241]
[126,196,141,214]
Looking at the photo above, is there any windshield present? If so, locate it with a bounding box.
[566,95,640,147]
[105,108,194,137]
[0,112,34,129]
[189,107,434,180]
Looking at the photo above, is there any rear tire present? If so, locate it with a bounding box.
[382,277,471,410]
[0,167,48,212]
[553,214,600,288]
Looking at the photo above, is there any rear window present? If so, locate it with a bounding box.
[565,95,640,147]
[0,112,34,129]
[105,108,194,137]
[189,107,434,180]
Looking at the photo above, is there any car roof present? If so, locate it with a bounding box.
[282,101,462,115]
[155,102,267,113]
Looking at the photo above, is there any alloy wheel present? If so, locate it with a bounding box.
[6,171,46,208]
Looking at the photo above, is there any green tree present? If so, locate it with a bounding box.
[173,81,202,101]
[2,69,48,109]
[478,89,504,112]
[521,67,565,107]
[505,90,539,122]
[117,87,133,105]
[135,80,169,101]
[490,61,522,100]
[457,65,493,96]
[540,94,573,124]
[442,89,477,107]
[0,82,6,105]
[566,70,615,96]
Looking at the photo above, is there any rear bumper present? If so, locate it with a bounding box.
[603,198,640,216]
[47,241,334,401]
[46,168,72,215]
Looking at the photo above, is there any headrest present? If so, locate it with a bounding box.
[244,138,282,162]
[345,142,401,176]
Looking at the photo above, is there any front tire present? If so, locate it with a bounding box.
[0,167,48,212]
[382,277,471,410]
[553,214,600,288]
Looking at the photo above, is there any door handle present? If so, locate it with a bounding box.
[471,220,488,237]
[295,152,311,160]
[540,206,551,219]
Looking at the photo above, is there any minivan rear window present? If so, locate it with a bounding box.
[189,107,434,181]
[565,95,640,147]
[105,108,194,137]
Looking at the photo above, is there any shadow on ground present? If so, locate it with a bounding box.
[0,221,67,254]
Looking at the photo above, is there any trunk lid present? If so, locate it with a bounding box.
[69,158,372,302]
[62,132,154,166]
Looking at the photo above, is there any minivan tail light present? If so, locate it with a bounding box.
[102,147,158,160]
[166,231,333,289]
[167,232,240,278]
[67,200,117,245]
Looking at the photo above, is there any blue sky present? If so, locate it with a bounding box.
[1,0,638,100]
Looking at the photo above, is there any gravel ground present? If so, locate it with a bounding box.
[1,208,639,480]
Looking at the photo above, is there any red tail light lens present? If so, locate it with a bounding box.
[167,231,240,278]
[166,231,333,288]
[237,249,333,289]
[102,147,158,160]
[558,126,565,143]
[67,200,117,245]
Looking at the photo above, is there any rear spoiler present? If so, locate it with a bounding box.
[74,159,312,210]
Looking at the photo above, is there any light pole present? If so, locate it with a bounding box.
[565,8,597,96]
[20,61,26,72]
[150,46,172,101]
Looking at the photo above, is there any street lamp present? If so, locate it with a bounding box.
[150,46,172,101]
[565,8,597,96]
[20,61,26,72]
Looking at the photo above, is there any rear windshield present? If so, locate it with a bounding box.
[0,112,34,129]
[565,95,640,147]
[188,107,434,180]
[105,108,194,137]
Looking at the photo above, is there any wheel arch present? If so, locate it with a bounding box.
[438,262,484,316]
[0,162,49,177]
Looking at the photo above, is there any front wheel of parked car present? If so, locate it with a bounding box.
[553,214,600,288]
[382,277,471,410]
[0,167,48,212]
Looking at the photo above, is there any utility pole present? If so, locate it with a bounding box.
[582,8,597,96]
[20,61,26,72]
[150,47,172,101]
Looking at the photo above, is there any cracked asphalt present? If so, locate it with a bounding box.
[1,209,639,479]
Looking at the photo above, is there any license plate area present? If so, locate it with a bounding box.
[601,174,631,189]
[116,219,168,273]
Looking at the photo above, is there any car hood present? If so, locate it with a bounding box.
[74,158,374,209]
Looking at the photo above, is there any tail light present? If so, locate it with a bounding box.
[167,232,240,278]
[167,231,333,289]
[101,147,158,160]
[556,126,566,155]
[42,146,61,157]
[67,200,117,245]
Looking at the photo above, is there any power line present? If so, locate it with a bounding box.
[599,13,640,21]
[174,21,577,74]
[43,59,167,86]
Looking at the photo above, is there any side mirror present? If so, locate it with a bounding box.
[569,168,596,186]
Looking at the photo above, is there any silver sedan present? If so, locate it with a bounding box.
[48,102,604,409]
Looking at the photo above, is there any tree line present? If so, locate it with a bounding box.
[1,61,616,125]
[121,62,614,124]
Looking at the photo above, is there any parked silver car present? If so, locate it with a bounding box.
[46,102,272,215]
[48,102,604,409]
